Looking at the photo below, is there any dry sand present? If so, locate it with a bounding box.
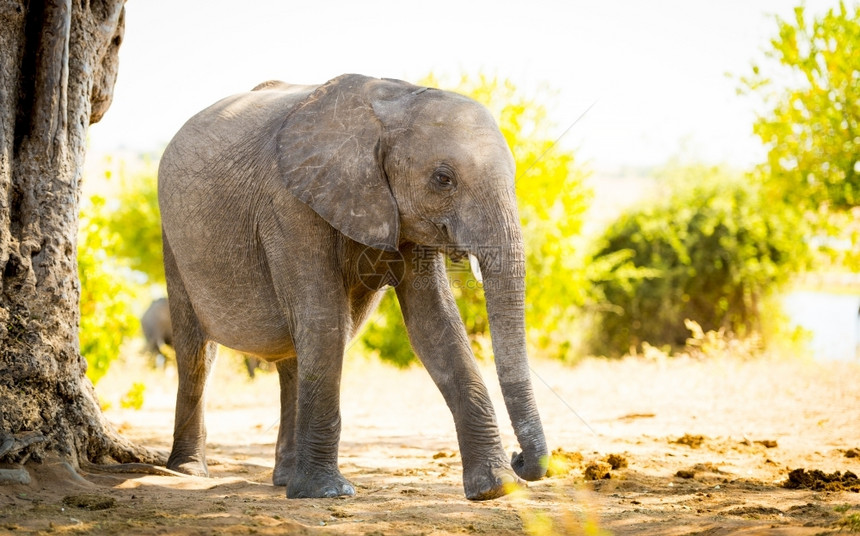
[1,352,859,535]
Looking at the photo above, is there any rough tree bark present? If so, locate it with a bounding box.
[0,0,157,481]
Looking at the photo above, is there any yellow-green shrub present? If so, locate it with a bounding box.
[587,164,809,357]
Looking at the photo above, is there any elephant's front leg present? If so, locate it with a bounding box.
[287,319,354,499]
[273,357,298,486]
[395,245,520,500]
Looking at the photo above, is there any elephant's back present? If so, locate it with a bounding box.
[158,84,316,230]
[159,84,316,187]
[157,84,318,358]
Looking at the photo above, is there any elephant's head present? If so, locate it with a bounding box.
[277,74,548,481]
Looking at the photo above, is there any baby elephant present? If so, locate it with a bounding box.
[158,74,548,500]
[140,298,172,367]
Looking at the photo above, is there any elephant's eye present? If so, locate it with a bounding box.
[432,168,456,190]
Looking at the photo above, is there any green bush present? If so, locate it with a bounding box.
[88,160,164,285]
[78,160,161,383]
[358,290,413,367]
[119,382,146,410]
[587,164,809,357]
[78,194,139,383]
[103,163,164,284]
[740,2,860,270]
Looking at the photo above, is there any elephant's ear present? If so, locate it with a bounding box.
[277,74,400,252]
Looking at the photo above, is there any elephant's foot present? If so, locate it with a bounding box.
[511,448,549,481]
[166,452,209,478]
[463,463,524,501]
[272,459,295,487]
[287,468,355,498]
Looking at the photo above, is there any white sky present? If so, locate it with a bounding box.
[88,0,843,172]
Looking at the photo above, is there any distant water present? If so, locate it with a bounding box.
[783,290,860,361]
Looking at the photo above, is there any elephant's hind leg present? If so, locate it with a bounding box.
[164,237,218,477]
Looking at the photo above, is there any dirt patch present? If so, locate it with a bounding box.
[784,469,860,492]
[676,462,730,480]
[1,355,859,534]
[61,494,117,511]
[583,461,612,481]
[604,453,628,470]
[617,412,656,421]
[786,502,842,522]
[724,505,784,518]
[545,447,582,477]
[673,433,706,448]
[676,469,696,479]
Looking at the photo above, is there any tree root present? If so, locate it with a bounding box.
[0,468,31,485]
[79,461,189,478]
[98,433,168,467]
[0,431,46,460]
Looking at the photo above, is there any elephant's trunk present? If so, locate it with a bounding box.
[475,223,548,481]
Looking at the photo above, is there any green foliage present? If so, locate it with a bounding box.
[358,291,413,367]
[107,165,164,284]
[587,163,809,357]
[836,512,860,532]
[361,74,592,365]
[741,2,860,267]
[119,382,146,410]
[96,161,165,284]
[78,160,163,383]
[78,194,139,384]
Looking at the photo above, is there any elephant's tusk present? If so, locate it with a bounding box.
[469,254,483,284]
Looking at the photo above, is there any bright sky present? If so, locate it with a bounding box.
[88,0,842,172]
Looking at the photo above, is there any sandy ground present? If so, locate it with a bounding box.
[1,352,859,535]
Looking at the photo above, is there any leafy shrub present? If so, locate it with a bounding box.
[78,160,161,383]
[587,164,809,357]
[740,2,860,270]
[119,382,146,410]
[78,194,139,383]
[358,291,413,367]
[103,163,164,284]
[742,3,860,212]
[88,159,164,285]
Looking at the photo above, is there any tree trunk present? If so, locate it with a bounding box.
[0,0,156,477]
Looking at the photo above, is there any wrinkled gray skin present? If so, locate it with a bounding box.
[158,74,548,500]
[140,297,265,377]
